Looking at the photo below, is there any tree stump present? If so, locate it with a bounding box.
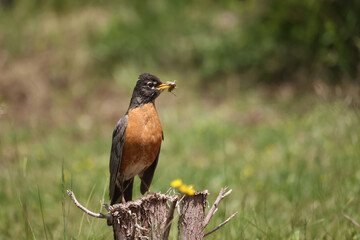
[178,191,208,240]
[67,188,237,240]
[110,192,176,240]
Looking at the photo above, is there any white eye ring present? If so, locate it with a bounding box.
[147,81,154,88]
[147,81,156,89]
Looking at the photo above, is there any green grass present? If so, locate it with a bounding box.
[0,3,359,239]
[1,89,359,239]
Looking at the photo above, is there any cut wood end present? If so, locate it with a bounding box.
[67,189,73,197]
[194,190,209,196]
[110,192,172,212]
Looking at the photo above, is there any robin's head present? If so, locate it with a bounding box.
[129,73,173,108]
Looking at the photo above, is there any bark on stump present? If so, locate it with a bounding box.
[178,191,208,240]
[110,192,175,240]
[67,188,237,240]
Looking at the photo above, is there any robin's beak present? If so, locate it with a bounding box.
[156,82,172,90]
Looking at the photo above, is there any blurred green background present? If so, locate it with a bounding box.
[0,0,360,239]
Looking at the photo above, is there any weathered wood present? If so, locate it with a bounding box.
[163,196,178,240]
[68,188,236,239]
[110,192,174,240]
[178,191,208,240]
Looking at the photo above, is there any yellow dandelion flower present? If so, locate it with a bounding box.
[186,185,195,196]
[179,184,189,193]
[179,184,196,196]
[171,179,183,188]
[187,190,195,195]
[171,179,196,195]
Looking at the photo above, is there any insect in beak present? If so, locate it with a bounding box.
[156,81,176,93]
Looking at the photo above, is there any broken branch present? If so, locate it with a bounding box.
[67,190,111,220]
[203,187,232,228]
[163,196,178,240]
[203,212,238,237]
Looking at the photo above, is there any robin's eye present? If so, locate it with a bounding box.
[147,81,154,88]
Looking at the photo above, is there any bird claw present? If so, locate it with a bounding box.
[103,203,111,212]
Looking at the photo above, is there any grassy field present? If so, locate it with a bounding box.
[1,2,360,240]
[1,83,360,239]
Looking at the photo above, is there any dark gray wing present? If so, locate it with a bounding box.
[109,115,128,203]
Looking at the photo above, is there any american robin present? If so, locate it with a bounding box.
[109,73,174,205]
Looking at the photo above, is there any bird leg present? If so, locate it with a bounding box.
[116,177,127,204]
[121,195,126,204]
[118,184,126,204]
[121,178,134,204]
[117,181,127,204]
[140,179,151,194]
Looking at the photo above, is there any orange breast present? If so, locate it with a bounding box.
[119,103,163,180]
